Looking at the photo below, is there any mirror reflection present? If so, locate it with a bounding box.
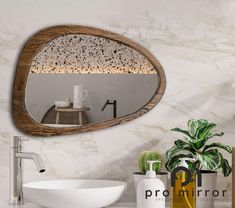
[25,34,159,127]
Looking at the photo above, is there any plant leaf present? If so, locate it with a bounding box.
[175,139,188,147]
[165,153,194,172]
[175,139,196,152]
[171,128,194,139]
[186,160,198,172]
[221,158,232,177]
[191,123,217,149]
[203,143,232,154]
[166,140,195,160]
[165,159,181,172]
[194,160,201,170]
[208,132,224,139]
[166,145,182,160]
[196,122,216,140]
[196,149,222,171]
[188,119,208,137]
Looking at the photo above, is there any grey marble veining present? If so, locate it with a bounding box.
[0,0,235,204]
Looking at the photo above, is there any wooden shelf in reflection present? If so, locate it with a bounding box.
[55,107,90,125]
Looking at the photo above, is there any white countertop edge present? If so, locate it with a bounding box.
[0,201,231,208]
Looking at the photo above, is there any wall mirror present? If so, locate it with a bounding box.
[12,25,166,136]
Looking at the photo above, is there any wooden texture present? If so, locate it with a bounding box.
[55,107,90,112]
[12,25,166,137]
[55,107,90,125]
[41,105,89,125]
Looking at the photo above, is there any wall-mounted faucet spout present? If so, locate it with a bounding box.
[9,136,46,204]
[101,99,117,118]
[15,152,46,173]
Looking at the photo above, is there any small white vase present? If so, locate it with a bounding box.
[73,85,88,108]
[196,170,217,208]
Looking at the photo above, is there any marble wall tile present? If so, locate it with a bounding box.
[0,0,234,204]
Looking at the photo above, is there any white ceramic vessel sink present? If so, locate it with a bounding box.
[23,179,127,208]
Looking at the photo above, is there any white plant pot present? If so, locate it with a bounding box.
[196,170,217,208]
[133,172,168,190]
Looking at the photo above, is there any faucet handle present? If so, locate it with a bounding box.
[18,137,30,148]
[11,136,29,148]
[18,137,29,141]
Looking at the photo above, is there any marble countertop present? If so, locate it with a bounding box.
[0,202,231,208]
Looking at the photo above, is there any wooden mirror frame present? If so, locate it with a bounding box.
[12,25,166,137]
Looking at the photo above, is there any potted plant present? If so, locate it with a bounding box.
[133,151,168,189]
[165,119,232,208]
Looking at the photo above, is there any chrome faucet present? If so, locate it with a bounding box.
[9,136,46,204]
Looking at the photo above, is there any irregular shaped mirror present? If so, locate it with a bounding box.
[12,26,166,136]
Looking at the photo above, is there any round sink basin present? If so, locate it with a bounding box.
[23,179,127,208]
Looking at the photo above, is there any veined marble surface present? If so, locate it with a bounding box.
[0,0,235,204]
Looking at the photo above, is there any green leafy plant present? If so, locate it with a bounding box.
[165,119,232,177]
[139,151,162,173]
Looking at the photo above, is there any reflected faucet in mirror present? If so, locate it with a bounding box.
[9,136,46,204]
[101,100,117,118]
